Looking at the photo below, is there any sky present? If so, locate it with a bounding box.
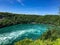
[0,0,60,15]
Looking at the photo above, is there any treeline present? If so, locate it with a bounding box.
[0,12,60,28]
[14,29,60,45]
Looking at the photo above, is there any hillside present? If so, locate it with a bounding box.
[0,12,60,28]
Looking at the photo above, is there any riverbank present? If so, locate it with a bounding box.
[14,28,60,45]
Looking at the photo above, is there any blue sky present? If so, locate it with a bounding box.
[0,0,60,15]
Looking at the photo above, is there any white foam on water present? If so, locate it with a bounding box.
[0,29,41,45]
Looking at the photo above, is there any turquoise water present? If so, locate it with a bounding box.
[0,24,52,45]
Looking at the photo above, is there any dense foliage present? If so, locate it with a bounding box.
[14,38,60,45]
[0,12,60,28]
[14,29,60,45]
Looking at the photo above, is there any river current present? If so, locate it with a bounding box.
[0,24,52,45]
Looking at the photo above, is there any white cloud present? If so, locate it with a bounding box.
[17,0,24,6]
[7,0,24,6]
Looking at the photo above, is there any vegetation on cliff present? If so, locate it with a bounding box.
[0,12,60,28]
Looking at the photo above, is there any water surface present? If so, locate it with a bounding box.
[0,24,52,45]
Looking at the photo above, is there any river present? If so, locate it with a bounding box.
[0,24,52,45]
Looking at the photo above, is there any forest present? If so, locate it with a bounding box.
[0,12,60,28]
